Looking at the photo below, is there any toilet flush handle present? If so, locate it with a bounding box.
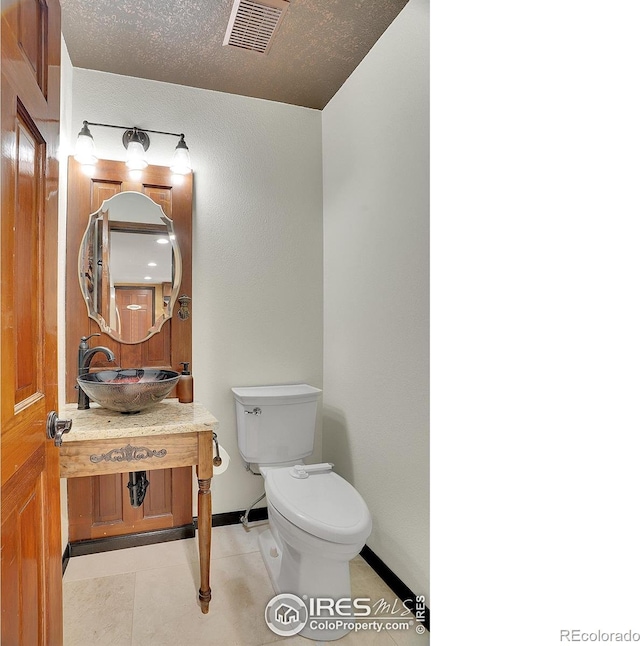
[244,407,262,416]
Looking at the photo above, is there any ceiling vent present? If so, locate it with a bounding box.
[223,0,290,55]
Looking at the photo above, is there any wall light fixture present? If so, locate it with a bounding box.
[74,121,192,175]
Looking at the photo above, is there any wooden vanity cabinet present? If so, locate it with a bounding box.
[65,158,194,543]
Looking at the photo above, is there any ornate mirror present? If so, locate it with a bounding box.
[78,191,182,344]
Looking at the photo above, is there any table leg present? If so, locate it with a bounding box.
[197,431,213,613]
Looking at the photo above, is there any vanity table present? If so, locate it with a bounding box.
[58,400,218,614]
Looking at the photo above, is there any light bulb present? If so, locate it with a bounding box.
[74,122,97,166]
[126,138,148,170]
[170,135,192,174]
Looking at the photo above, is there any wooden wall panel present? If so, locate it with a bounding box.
[142,184,172,216]
[91,180,121,211]
[65,158,192,400]
[1,450,52,643]
[92,473,123,525]
[65,157,194,542]
[14,114,44,404]
[145,470,173,518]
[143,323,172,367]
[17,0,48,96]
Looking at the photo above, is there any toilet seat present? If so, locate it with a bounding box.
[265,465,372,545]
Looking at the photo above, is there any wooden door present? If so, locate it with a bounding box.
[115,286,155,343]
[65,159,193,543]
[0,1,63,644]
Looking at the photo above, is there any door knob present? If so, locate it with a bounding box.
[46,411,73,447]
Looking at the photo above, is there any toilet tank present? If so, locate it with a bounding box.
[232,384,322,465]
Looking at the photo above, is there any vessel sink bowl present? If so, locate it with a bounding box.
[77,369,180,413]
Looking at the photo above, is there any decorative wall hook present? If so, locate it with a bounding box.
[178,294,192,320]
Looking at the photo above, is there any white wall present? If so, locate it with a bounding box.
[321,0,429,600]
[66,70,324,515]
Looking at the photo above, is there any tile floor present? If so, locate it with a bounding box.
[63,521,429,646]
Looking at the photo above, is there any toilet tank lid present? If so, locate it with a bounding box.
[231,384,322,405]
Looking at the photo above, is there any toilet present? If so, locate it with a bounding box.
[232,384,372,641]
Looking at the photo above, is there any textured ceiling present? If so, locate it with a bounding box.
[60,0,409,110]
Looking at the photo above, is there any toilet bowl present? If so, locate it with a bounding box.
[232,384,372,641]
[258,463,372,641]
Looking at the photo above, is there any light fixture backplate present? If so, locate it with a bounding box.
[122,129,150,151]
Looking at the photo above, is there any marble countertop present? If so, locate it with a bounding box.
[62,399,219,442]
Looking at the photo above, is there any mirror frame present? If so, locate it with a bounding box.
[77,191,183,344]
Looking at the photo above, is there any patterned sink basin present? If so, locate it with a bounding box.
[77,369,180,413]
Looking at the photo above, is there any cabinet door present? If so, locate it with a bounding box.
[67,468,193,541]
[65,159,194,542]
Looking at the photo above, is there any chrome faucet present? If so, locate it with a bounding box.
[78,334,116,409]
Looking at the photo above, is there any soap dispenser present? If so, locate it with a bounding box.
[177,362,193,403]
